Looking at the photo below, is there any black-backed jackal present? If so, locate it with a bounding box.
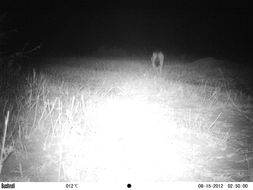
[151,51,164,74]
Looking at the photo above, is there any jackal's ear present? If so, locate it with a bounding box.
[152,52,157,57]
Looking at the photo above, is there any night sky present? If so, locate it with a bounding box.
[1,1,253,61]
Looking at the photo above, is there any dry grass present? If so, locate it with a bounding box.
[0,56,252,182]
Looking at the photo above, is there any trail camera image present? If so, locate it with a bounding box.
[0,1,252,187]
